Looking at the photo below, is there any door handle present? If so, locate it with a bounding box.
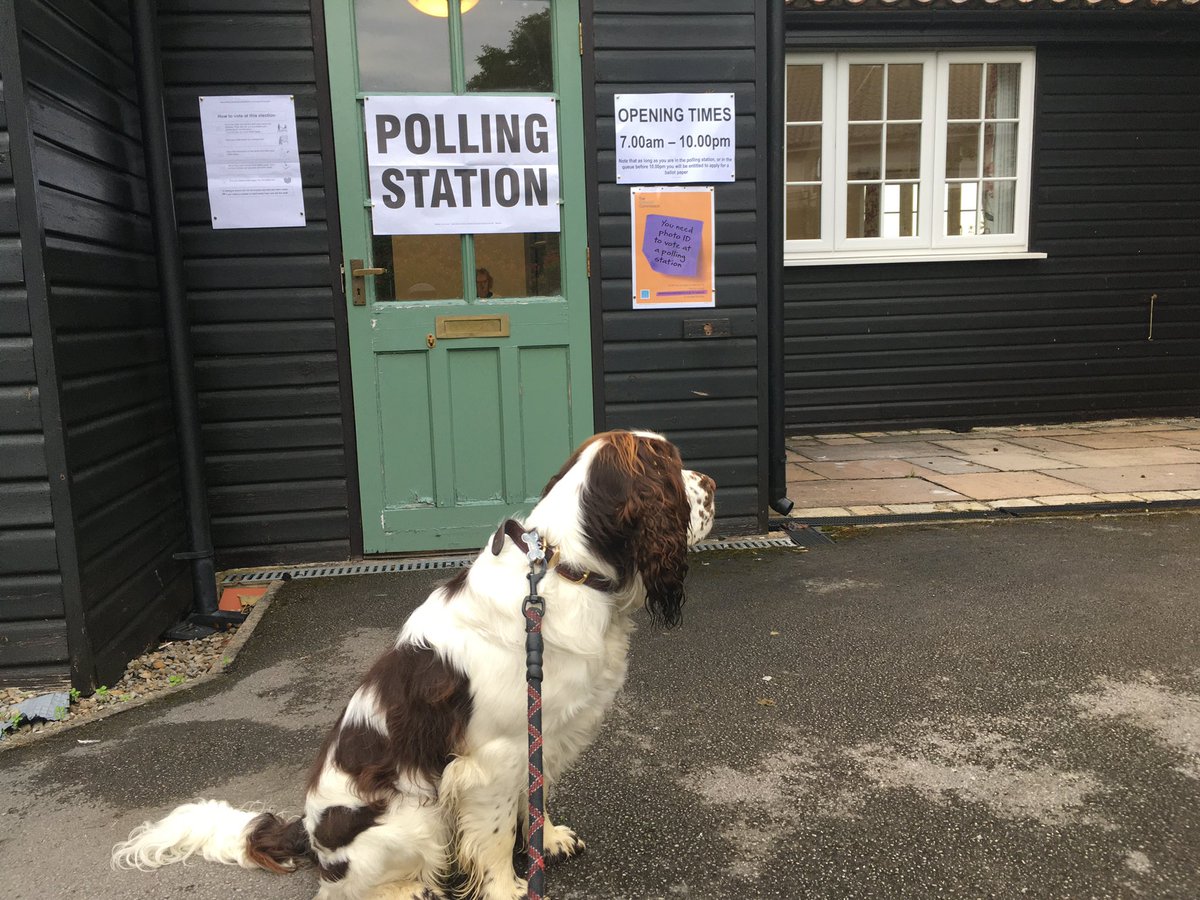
[349,258,387,306]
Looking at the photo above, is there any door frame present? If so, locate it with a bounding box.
[321,0,595,554]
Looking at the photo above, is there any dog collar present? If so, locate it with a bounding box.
[491,519,616,593]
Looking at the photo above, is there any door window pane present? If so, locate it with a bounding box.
[986,64,1021,118]
[848,124,882,180]
[948,64,982,120]
[848,65,883,121]
[887,64,923,120]
[847,183,881,238]
[786,125,822,182]
[786,185,821,241]
[374,234,464,301]
[464,0,553,92]
[885,123,920,179]
[984,122,1018,178]
[356,0,452,92]
[946,123,980,178]
[474,232,560,298]
[882,183,918,238]
[981,180,1016,235]
[786,65,822,122]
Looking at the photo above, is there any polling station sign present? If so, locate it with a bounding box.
[364,95,559,235]
[631,186,715,310]
[615,93,735,184]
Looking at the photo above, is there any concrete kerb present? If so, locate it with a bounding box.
[784,499,1200,530]
[0,579,284,754]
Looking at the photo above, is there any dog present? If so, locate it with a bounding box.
[113,430,716,899]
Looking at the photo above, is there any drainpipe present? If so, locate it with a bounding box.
[767,0,793,516]
[130,1,234,630]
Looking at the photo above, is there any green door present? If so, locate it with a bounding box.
[326,0,594,552]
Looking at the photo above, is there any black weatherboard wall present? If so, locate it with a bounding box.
[157,0,357,568]
[0,38,68,688]
[585,0,770,529]
[1,0,192,690]
[782,11,1200,433]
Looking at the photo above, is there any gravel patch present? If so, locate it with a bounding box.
[1,584,276,748]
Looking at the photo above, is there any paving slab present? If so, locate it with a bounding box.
[4,514,1200,899]
[788,477,965,506]
[920,471,1095,501]
[791,442,947,462]
[957,451,1079,471]
[1049,432,1181,450]
[1046,464,1200,494]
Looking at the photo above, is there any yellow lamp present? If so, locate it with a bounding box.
[407,0,480,15]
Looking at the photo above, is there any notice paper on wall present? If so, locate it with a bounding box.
[199,95,305,230]
[615,93,735,184]
[363,95,559,235]
[631,186,715,310]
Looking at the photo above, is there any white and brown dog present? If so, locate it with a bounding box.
[113,430,716,899]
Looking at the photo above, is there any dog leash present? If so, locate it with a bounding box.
[518,528,549,900]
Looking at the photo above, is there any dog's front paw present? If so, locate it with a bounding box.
[543,822,586,865]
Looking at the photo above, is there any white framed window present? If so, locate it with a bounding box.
[784,49,1041,266]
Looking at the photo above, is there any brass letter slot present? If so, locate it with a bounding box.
[435,314,510,339]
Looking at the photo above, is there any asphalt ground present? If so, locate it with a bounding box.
[2,512,1199,899]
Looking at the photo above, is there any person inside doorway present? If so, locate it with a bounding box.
[476,267,494,298]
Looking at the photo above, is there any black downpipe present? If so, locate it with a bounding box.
[130,2,234,629]
[766,0,793,516]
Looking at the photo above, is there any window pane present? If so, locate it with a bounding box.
[944,182,980,236]
[474,232,560,298]
[886,123,920,179]
[981,180,1016,234]
[986,64,1021,118]
[947,64,982,120]
[376,234,463,301]
[984,122,1018,177]
[787,65,823,122]
[887,64,923,120]
[848,124,882,180]
[786,125,822,182]
[882,183,919,238]
[464,0,554,92]
[846,183,881,239]
[946,122,980,178]
[786,185,821,241]
[356,0,451,92]
[848,65,883,121]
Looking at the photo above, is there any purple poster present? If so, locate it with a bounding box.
[642,214,702,277]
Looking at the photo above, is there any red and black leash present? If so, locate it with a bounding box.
[520,532,549,900]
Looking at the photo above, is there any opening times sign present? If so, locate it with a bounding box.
[364,95,559,235]
[615,93,735,184]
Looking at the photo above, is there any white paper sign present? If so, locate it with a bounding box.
[615,93,736,184]
[364,95,560,235]
[199,95,305,229]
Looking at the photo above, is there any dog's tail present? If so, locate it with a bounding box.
[112,799,311,874]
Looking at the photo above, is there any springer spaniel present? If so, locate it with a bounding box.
[113,430,716,900]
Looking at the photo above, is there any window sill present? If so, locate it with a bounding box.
[784,250,1048,267]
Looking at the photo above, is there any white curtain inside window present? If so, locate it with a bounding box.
[982,64,1020,235]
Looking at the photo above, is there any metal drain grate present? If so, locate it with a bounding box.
[219,537,797,585]
[221,556,474,584]
[693,536,796,551]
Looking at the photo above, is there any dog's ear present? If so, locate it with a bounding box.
[630,439,690,628]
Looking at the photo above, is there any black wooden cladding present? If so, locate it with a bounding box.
[782,36,1200,433]
[586,0,769,524]
[0,57,72,688]
[157,0,354,567]
[9,0,194,688]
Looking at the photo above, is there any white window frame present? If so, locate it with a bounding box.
[784,48,1043,266]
